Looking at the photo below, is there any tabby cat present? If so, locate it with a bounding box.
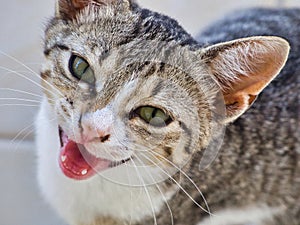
[36,1,299,225]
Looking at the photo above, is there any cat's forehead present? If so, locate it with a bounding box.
[44,4,199,55]
[45,6,139,53]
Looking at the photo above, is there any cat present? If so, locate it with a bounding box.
[36,1,299,225]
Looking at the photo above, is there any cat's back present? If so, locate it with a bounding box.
[197,8,299,223]
[198,8,300,49]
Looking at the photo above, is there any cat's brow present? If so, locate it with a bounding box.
[44,44,70,56]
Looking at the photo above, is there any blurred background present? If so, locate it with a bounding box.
[0,0,299,224]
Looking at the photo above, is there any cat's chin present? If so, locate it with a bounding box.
[58,127,130,181]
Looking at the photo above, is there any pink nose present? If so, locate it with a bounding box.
[80,108,113,143]
[81,121,111,143]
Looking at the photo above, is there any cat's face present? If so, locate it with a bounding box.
[40,0,289,185]
[41,2,218,184]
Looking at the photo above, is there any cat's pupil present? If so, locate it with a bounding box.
[69,55,95,84]
[135,106,172,127]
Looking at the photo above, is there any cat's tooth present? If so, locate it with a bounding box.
[61,155,67,162]
[81,169,88,175]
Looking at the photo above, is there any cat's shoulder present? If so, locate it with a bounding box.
[197,8,300,45]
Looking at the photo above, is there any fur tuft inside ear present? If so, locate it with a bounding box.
[56,0,133,20]
[202,36,290,123]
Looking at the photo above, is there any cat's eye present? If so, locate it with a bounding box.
[69,55,95,84]
[133,106,172,127]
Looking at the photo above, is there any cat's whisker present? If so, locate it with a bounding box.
[131,153,174,225]
[0,88,56,104]
[0,98,42,103]
[0,50,64,97]
[12,128,36,151]
[148,150,213,216]
[20,62,42,67]
[110,125,160,225]
[123,159,135,225]
[0,66,63,98]
[9,117,56,151]
[0,103,40,107]
[39,76,65,98]
[123,158,145,225]
[0,88,43,98]
[138,149,213,217]
[128,158,158,225]
[10,123,36,147]
[114,134,210,216]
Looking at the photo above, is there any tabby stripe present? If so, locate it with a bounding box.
[44,44,70,56]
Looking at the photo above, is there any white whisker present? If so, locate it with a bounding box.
[125,162,134,225]
[12,128,36,151]
[139,149,213,217]
[0,88,56,104]
[0,98,42,103]
[0,88,43,98]
[10,123,36,146]
[132,153,174,225]
[0,51,64,97]
[0,66,62,99]
[0,103,40,107]
[129,158,158,225]
[9,117,56,151]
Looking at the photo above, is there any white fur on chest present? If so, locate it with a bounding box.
[36,99,172,225]
[36,100,281,225]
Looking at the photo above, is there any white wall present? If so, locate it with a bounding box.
[0,1,299,224]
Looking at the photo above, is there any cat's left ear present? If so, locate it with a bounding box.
[201,36,290,123]
[56,0,133,20]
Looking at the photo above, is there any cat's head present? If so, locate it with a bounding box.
[41,0,289,184]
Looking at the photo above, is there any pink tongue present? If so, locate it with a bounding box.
[59,140,111,180]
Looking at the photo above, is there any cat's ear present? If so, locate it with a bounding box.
[56,0,133,20]
[202,36,289,123]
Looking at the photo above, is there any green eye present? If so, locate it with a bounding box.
[69,55,95,84]
[134,106,172,127]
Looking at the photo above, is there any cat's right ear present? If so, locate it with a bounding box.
[56,0,89,19]
[200,36,290,124]
[56,0,133,20]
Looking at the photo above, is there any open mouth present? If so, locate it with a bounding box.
[58,127,130,180]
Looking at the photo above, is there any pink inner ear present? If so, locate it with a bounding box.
[72,0,115,8]
[57,0,114,20]
[206,37,289,123]
[57,0,87,19]
[72,0,89,9]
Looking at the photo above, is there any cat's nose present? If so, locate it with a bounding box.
[81,123,111,143]
[81,120,112,143]
[80,107,113,143]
